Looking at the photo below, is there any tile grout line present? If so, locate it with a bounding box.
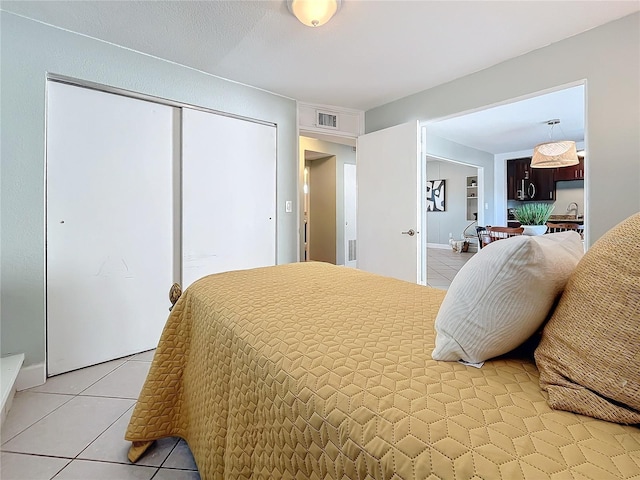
[28,359,128,397]
[1,449,198,471]
[48,456,72,480]
[74,404,135,462]
[75,361,130,396]
[0,392,76,446]
[1,395,135,461]
[0,450,75,460]
[76,360,151,399]
[158,438,183,470]
[49,458,160,480]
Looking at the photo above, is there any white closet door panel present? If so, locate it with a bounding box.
[47,82,174,376]
[182,109,276,288]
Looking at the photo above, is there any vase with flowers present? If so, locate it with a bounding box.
[514,203,555,235]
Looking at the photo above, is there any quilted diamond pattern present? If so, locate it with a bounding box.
[126,262,640,479]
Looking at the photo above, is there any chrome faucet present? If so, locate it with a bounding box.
[567,202,579,219]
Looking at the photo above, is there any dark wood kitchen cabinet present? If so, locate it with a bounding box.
[554,158,585,181]
[530,166,556,200]
[507,157,555,201]
[507,158,528,200]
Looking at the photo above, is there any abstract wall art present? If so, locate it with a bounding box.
[426,179,446,212]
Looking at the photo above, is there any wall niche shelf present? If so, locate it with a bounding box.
[466,175,478,221]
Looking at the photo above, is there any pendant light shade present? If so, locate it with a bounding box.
[287,0,342,27]
[531,140,579,168]
[531,119,580,168]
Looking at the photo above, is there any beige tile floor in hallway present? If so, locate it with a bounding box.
[1,350,200,480]
[426,246,475,289]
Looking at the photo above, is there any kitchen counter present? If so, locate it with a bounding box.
[548,215,584,224]
[507,216,585,228]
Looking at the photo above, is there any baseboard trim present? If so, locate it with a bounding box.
[426,243,451,250]
[16,362,46,391]
[1,354,25,426]
[427,242,478,253]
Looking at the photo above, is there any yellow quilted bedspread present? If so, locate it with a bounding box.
[126,262,640,479]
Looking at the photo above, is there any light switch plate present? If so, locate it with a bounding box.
[285,200,292,213]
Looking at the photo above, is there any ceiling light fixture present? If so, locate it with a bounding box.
[531,119,579,168]
[287,0,342,27]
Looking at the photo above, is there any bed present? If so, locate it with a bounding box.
[126,246,640,479]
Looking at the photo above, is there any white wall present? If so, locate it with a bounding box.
[554,181,585,217]
[426,161,479,245]
[0,12,298,368]
[298,137,356,265]
[425,133,495,225]
[366,13,640,246]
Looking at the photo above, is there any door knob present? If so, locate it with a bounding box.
[402,229,416,236]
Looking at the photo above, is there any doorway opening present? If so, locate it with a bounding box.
[424,82,587,244]
[423,155,484,289]
[304,152,336,264]
[298,136,357,266]
[425,156,484,252]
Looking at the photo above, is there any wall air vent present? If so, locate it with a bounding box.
[316,110,338,129]
[348,239,356,261]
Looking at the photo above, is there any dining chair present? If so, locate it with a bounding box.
[480,226,524,248]
[546,222,584,238]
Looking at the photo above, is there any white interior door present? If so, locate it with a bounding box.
[46,82,174,376]
[181,108,276,288]
[357,121,423,284]
[344,163,357,268]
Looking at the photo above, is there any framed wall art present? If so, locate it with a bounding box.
[426,179,446,212]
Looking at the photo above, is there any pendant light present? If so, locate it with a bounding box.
[531,119,579,168]
[287,0,342,27]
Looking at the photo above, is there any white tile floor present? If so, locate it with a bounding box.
[426,247,475,289]
[1,350,200,480]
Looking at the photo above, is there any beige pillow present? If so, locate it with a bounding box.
[432,231,584,363]
[535,213,640,424]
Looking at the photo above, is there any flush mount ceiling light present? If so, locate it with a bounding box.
[287,0,342,27]
[531,119,580,168]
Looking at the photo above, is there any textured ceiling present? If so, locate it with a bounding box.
[2,0,639,111]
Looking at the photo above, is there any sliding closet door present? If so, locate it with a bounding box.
[182,109,276,288]
[46,82,174,376]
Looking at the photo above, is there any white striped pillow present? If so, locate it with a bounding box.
[432,231,584,364]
